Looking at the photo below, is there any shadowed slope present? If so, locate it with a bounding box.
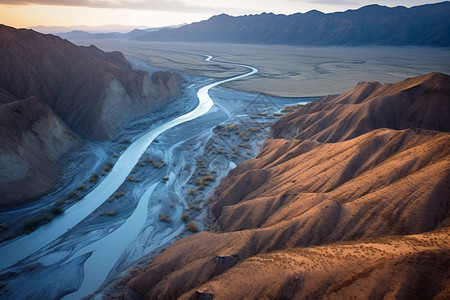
[0,25,182,206]
[0,24,182,140]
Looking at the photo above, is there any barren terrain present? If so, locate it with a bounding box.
[65,39,450,97]
[122,72,450,299]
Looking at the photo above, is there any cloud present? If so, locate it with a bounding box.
[0,0,215,13]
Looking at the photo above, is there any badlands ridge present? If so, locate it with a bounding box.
[122,72,450,299]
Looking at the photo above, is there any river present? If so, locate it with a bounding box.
[0,56,258,299]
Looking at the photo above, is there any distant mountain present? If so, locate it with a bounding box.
[124,73,450,299]
[30,24,150,34]
[134,2,450,46]
[0,25,182,206]
[56,25,187,40]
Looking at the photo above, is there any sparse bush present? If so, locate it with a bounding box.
[239,132,250,141]
[186,221,199,232]
[113,191,125,198]
[181,212,189,222]
[89,174,99,182]
[162,176,169,181]
[247,127,262,132]
[127,176,139,182]
[24,214,53,233]
[281,104,304,113]
[187,189,196,196]
[69,190,79,199]
[54,200,64,206]
[103,162,114,172]
[159,214,172,223]
[77,184,86,190]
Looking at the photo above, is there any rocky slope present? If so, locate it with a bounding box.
[123,73,450,299]
[0,24,182,140]
[0,95,79,208]
[0,25,182,206]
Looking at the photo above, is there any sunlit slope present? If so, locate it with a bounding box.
[124,73,450,299]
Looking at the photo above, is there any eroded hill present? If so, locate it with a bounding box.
[0,25,182,206]
[122,73,450,299]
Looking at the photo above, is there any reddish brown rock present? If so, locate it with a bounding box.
[123,73,450,299]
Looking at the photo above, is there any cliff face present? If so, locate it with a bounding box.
[124,73,450,299]
[0,96,79,208]
[0,24,182,140]
[0,25,182,206]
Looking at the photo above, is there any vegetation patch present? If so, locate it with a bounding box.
[69,190,79,199]
[103,162,114,172]
[281,104,304,113]
[24,214,54,233]
[159,214,172,223]
[89,173,99,182]
[197,174,215,190]
[186,221,199,232]
[100,210,117,217]
[127,175,139,182]
[181,212,189,222]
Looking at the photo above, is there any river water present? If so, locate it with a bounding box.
[0,56,263,299]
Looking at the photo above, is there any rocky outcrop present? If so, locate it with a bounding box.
[270,72,450,142]
[0,96,79,208]
[124,73,450,299]
[0,25,182,206]
[0,24,182,140]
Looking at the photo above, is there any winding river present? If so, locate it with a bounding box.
[0,55,258,298]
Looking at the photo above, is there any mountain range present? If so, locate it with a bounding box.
[121,72,450,299]
[123,2,450,46]
[0,25,182,207]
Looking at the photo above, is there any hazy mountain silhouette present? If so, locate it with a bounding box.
[133,2,450,46]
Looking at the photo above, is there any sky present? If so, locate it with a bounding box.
[0,0,445,32]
